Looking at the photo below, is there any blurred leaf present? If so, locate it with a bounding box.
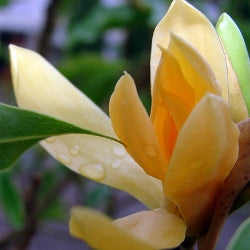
[0,171,24,230]
[139,0,169,26]
[68,5,139,45]
[139,90,151,114]
[86,184,111,208]
[40,199,66,221]
[59,54,127,105]
[223,0,250,52]
[0,0,9,6]
[0,103,120,171]
[227,217,250,250]
[66,0,99,27]
[38,170,62,198]
[37,170,67,221]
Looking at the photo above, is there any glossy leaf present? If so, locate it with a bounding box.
[216,13,250,114]
[0,103,119,171]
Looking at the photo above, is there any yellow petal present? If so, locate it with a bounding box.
[70,207,155,250]
[151,44,197,129]
[151,35,220,162]
[9,45,164,209]
[150,46,195,161]
[164,94,239,235]
[113,209,186,249]
[151,0,228,101]
[167,33,221,100]
[109,73,167,180]
[150,106,177,164]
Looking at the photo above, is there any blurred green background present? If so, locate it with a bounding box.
[0,0,249,249]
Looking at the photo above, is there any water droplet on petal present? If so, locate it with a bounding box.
[79,163,106,181]
[145,145,157,157]
[56,153,72,166]
[45,137,56,143]
[112,160,122,169]
[69,145,80,156]
[190,160,204,170]
[113,146,126,157]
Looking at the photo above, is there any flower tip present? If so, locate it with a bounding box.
[119,71,134,85]
[216,13,232,29]
[9,44,17,62]
[122,70,130,78]
[8,44,31,79]
[8,43,18,51]
[8,44,20,85]
[111,72,135,100]
[8,44,24,60]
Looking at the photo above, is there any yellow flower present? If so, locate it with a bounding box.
[9,0,240,249]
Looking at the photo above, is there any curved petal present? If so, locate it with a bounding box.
[164,93,239,235]
[223,46,248,122]
[9,45,164,209]
[167,34,221,100]
[109,73,168,180]
[151,35,221,161]
[70,207,155,250]
[151,0,228,101]
[151,46,195,161]
[113,209,186,249]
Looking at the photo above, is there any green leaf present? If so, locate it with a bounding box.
[0,103,120,171]
[227,217,250,250]
[0,171,25,230]
[69,5,137,44]
[216,13,250,114]
[40,199,66,221]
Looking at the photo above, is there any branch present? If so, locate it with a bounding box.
[37,0,61,57]
[199,119,250,250]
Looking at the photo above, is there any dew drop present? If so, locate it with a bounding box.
[45,136,56,143]
[145,145,157,157]
[113,146,126,157]
[69,145,80,156]
[112,159,122,169]
[190,160,204,170]
[79,163,106,181]
[56,153,72,166]
[186,177,193,183]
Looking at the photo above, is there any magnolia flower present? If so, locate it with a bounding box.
[9,0,241,249]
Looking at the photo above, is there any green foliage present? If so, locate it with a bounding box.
[139,90,151,114]
[69,5,137,44]
[59,54,127,105]
[37,170,66,221]
[0,103,119,171]
[222,0,250,53]
[227,217,250,250]
[67,4,149,47]
[40,199,65,221]
[0,171,25,230]
[0,0,9,6]
[139,0,169,26]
